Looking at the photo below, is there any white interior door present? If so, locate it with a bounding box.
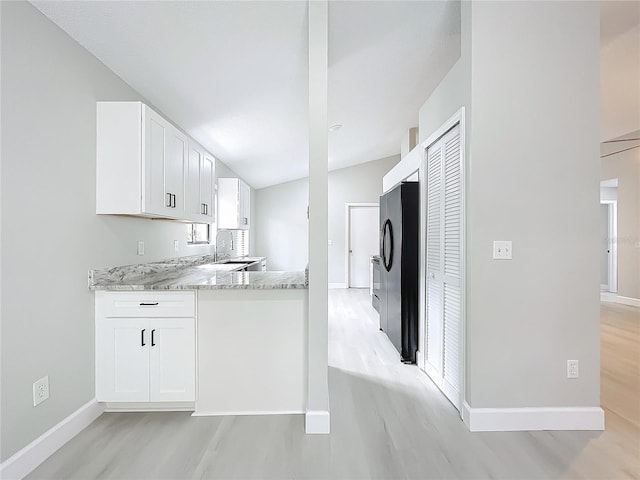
[424,123,463,411]
[349,206,379,288]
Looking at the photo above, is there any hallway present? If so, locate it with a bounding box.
[27,290,637,479]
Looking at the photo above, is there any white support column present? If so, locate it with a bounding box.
[306,0,330,434]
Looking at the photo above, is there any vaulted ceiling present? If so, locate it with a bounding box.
[31,1,461,188]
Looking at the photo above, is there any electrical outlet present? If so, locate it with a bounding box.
[567,360,579,379]
[493,240,512,260]
[174,240,180,252]
[137,240,145,256]
[33,376,50,406]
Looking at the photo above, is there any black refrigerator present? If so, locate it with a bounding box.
[379,181,419,364]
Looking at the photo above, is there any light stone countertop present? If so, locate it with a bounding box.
[89,255,307,291]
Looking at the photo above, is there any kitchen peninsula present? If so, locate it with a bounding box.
[90,255,308,417]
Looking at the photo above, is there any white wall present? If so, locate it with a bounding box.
[254,176,309,272]
[0,2,234,460]
[465,1,600,408]
[254,156,399,282]
[601,148,640,299]
[418,1,601,411]
[328,156,399,284]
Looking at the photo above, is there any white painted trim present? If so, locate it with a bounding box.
[0,399,104,480]
[416,350,425,370]
[305,410,330,434]
[192,410,304,417]
[104,401,195,412]
[600,293,640,308]
[462,401,605,432]
[383,146,421,193]
[344,203,379,288]
[328,283,347,289]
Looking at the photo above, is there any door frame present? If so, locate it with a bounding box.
[600,200,618,293]
[345,203,380,288]
[418,107,466,414]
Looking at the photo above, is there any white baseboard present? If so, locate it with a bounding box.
[104,401,195,412]
[305,410,330,434]
[600,292,640,308]
[328,283,347,289]
[0,399,104,480]
[416,350,425,371]
[462,401,604,432]
[191,409,304,417]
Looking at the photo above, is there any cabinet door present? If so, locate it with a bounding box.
[96,318,150,402]
[149,318,196,402]
[217,178,240,229]
[187,143,203,219]
[239,181,250,230]
[201,153,215,222]
[165,126,187,217]
[143,108,171,216]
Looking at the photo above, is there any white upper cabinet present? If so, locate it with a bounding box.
[186,141,204,219]
[143,106,187,217]
[97,101,215,223]
[218,177,251,230]
[186,141,216,223]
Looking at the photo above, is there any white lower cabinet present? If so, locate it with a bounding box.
[95,292,196,403]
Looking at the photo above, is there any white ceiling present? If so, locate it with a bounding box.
[31,0,461,189]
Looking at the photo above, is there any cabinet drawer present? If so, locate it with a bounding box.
[98,291,195,318]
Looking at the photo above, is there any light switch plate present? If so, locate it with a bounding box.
[137,241,145,256]
[174,240,180,252]
[493,240,512,260]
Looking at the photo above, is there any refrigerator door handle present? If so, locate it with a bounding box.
[382,219,393,272]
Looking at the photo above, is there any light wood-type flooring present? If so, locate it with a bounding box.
[27,290,639,479]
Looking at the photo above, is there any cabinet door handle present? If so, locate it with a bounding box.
[205,204,208,215]
[166,193,172,207]
[141,329,146,346]
[151,329,156,346]
[171,194,176,208]
[139,302,158,306]
[243,217,248,225]
[201,203,205,215]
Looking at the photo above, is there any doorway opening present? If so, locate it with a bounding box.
[600,179,618,294]
[345,203,379,288]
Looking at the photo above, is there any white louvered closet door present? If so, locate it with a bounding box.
[425,124,462,411]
